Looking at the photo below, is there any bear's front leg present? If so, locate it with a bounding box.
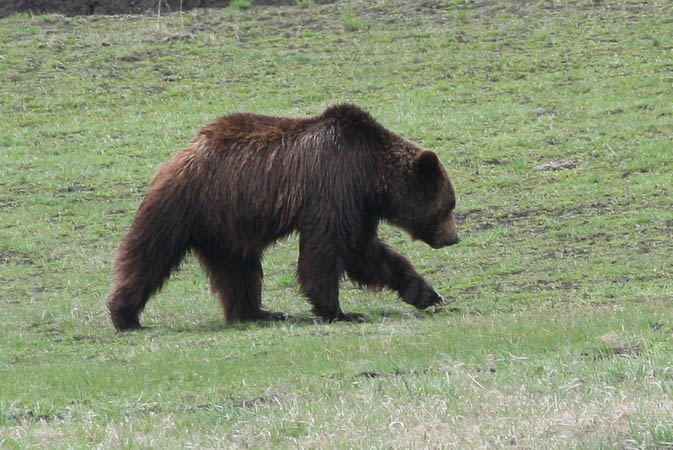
[297,233,365,322]
[345,238,444,310]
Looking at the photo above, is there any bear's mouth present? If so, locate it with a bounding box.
[430,235,460,249]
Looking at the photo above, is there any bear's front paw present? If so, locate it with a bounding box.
[402,279,443,309]
[337,311,369,323]
[416,287,443,309]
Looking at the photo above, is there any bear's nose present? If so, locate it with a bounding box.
[446,236,460,246]
[433,235,460,248]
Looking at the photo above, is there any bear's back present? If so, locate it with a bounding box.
[200,113,306,143]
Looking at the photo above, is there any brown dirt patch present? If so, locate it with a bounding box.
[0,250,34,265]
[1,0,336,19]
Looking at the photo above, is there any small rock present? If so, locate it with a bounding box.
[534,160,580,171]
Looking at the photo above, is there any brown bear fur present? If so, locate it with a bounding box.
[107,104,459,331]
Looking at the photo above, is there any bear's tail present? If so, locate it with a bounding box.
[107,175,197,331]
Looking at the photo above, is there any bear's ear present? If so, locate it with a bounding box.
[415,151,442,180]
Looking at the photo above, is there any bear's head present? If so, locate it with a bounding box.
[386,149,459,249]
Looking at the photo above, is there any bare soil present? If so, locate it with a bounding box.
[1,0,336,18]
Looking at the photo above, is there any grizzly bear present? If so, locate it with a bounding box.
[107,104,459,331]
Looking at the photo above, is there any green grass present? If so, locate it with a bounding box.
[296,0,314,9]
[1,0,673,448]
[229,0,252,11]
[342,7,367,32]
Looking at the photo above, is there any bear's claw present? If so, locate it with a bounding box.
[403,279,443,309]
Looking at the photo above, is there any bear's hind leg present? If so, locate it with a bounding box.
[108,235,188,331]
[197,251,285,323]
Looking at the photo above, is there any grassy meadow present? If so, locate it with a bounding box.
[1,0,673,447]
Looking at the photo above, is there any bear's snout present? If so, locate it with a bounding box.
[431,213,459,248]
[432,234,460,249]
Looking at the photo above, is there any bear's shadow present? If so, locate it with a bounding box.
[166,304,460,334]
